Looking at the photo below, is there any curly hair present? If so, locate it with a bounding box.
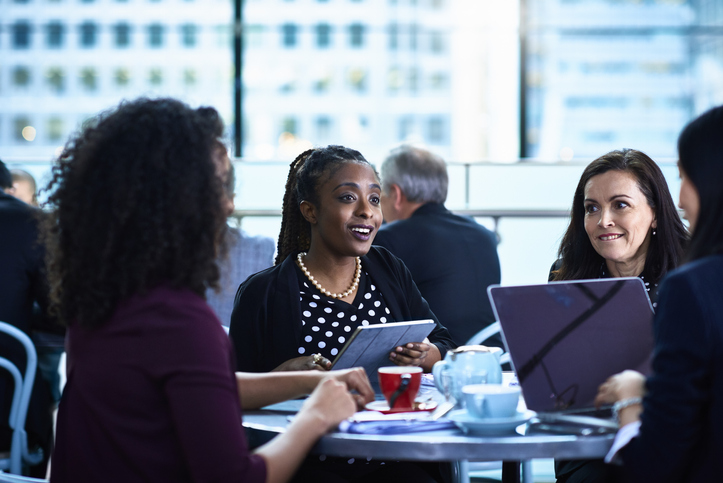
[42,98,228,328]
[275,145,375,265]
[553,149,688,284]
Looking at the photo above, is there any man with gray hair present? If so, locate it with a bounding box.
[375,146,501,347]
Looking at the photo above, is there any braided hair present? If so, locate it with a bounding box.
[275,145,375,265]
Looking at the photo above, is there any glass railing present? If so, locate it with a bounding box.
[5,157,682,285]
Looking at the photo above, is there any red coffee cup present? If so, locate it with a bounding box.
[378,366,423,411]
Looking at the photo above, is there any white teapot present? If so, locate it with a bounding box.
[432,345,503,403]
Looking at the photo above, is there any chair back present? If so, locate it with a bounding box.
[0,471,47,482]
[464,322,511,365]
[0,322,42,475]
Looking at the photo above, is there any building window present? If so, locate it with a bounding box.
[46,67,65,93]
[315,116,331,139]
[388,23,398,50]
[387,67,402,93]
[408,68,419,93]
[314,74,332,93]
[427,116,445,143]
[149,68,163,86]
[183,68,197,86]
[245,25,265,47]
[181,24,197,47]
[398,116,414,141]
[429,72,448,90]
[349,23,365,48]
[14,117,33,142]
[282,117,297,136]
[12,21,32,49]
[46,21,65,48]
[80,67,97,91]
[79,22,98,48]
[429,31,445,53]
[281,24,297,48]
[114,23,131,47]
[48,117,64,142]
[347,68,367,93]
[409,24,418,51]
[315,24,331,48]
[114,68,131,86]
[148,24,164,48]
[12,67,32,87]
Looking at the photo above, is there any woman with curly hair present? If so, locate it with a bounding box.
[45,98,373,483]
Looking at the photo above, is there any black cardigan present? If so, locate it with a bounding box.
[229,245,455,372]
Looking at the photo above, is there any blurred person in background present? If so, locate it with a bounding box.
[9,169,38,207]
[0,160,56,476]
[551,148,688,483]
[205,163,275,327]
[375,146,501,347]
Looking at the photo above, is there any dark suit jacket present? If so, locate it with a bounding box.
[374,203,501,346]
[0,192,48,334]
[229,245,455,373]
[0,191,55,460]
[618,254,723,482]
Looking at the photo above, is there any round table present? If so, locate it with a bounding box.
[242,400,616,483]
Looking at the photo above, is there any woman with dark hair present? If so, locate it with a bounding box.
[552,149,688,302]
[45,98,374,483]
[229,145,454,374]
[551,149,688,483]
[594,106,723,481]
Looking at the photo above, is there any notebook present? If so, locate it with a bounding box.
[330,319,435,393]
[487,277,654,425]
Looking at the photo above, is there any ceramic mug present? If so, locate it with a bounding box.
[378,366,423,410]
[462,384,520,419]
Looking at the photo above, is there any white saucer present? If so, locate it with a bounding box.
[447,409,536,436]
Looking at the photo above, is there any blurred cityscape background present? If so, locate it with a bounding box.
[2,0,722,284]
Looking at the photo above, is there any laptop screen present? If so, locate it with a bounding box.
[488,278,654,413]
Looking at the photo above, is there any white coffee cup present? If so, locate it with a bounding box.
[462,384,521,419]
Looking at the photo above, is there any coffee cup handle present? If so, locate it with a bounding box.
[474,393,486,416]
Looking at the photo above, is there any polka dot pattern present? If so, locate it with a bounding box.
[295,264,393,360]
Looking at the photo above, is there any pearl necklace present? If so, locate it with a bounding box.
[296,252,361,299]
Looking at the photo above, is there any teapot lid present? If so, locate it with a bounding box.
[450,345,494,354]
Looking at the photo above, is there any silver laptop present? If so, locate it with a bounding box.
[488,278,654,427]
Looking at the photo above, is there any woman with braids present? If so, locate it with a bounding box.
[45,98,374,483]
[229,145,454,482]
[229,145,455,374]
[550,149,688,483]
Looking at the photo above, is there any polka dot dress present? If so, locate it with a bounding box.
[296,266,392,360]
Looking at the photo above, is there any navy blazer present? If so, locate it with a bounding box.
[620,254,723,482]
[374,203,501,346]
[229,245,455,373]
